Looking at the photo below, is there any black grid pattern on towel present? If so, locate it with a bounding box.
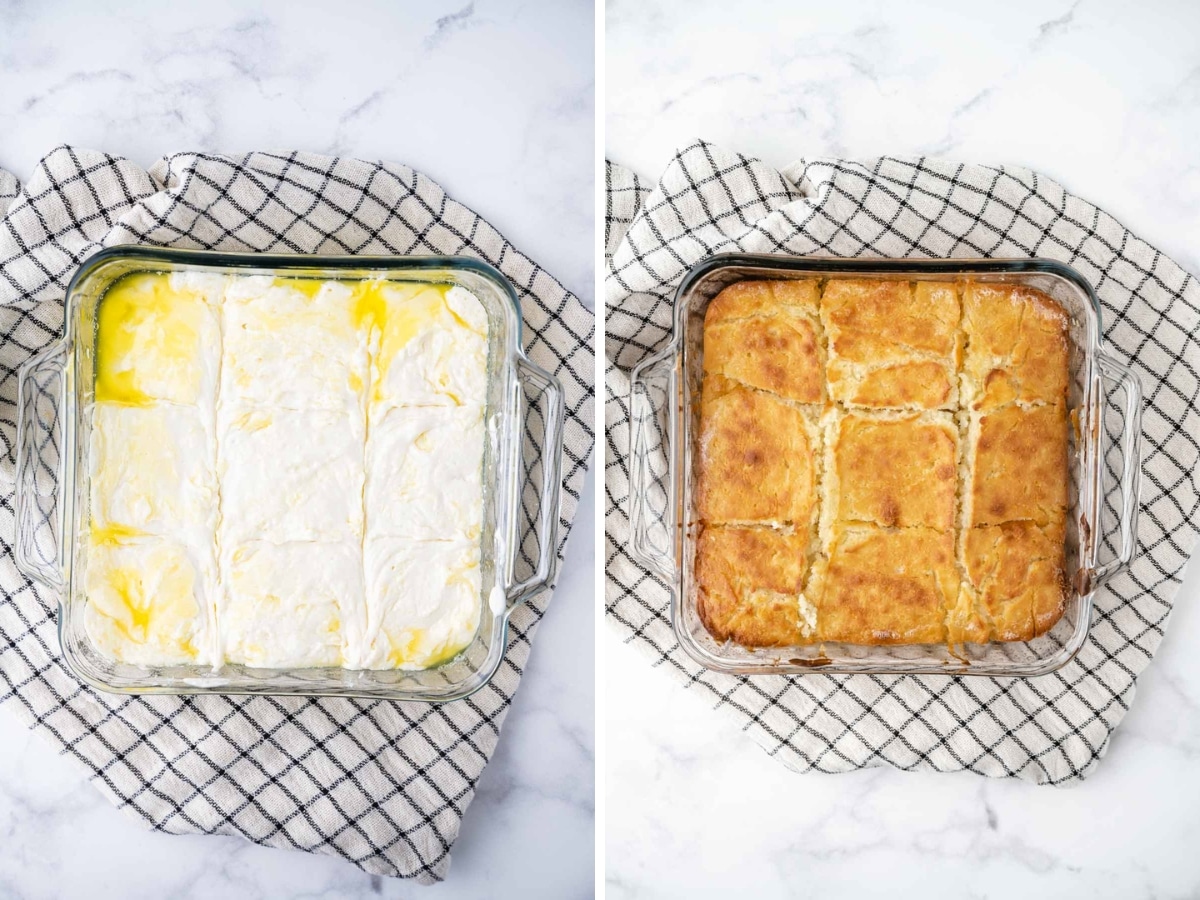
[0,146,594,882]
[604,140,1199,786]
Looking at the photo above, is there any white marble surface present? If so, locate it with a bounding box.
[606,1,1200,897]
[0,0,594,896]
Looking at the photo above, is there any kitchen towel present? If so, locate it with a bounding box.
[605,140,1199,786]
[0,146,594,882]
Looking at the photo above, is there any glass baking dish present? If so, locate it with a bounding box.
[15,246,564,701]
[629,254,1142,677]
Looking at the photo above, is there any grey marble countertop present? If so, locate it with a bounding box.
[0,1,594,897]
[606,1,1200,898]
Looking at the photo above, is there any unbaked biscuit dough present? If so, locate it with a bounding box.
[86,272,487,670]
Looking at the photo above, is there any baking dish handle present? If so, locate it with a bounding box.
[15,340,69,591]
[505,358,565,608]
[1092,352,1143,587]
[628,349,679,580]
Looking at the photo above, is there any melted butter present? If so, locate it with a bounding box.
[90,521,148,546]
[385,628,468,668]
[423,639,468,668]
[101,563,199,662]
[232,410,272,432]
[351,282,448,403]
[107,566,153,641]
[382,287,447,353]
[385,629,424,667]
[275,277,324,300]
[353,282,447,350]
[94,273,204,405]
[443,302,474,334]
[351,280,390,332]
[88,538,203,661]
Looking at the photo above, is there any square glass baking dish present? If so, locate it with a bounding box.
[15,246,564,701]
[629,254,1143,677]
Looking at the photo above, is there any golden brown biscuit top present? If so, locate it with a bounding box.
[696,382,816,525]
[705,279,820,324]
[691,277,1069,649]
[962,283,1070,410]
[967,403,1068,526]
[955,520,1067,643]
[835,359,956,410]
[694,525,810,646]
[813,525,957,645]
[829,412,959,529]
[822,279,960,361]
[821,280,961,409]
[704,314,823,403]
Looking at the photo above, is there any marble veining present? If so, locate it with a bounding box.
[0,0,594,896]
[1,0,595,310]
[607,1,1200,897]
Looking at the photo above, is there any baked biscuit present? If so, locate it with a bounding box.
[965,403,1068,527]
[704,279,823,403]
[705,279,819,323]
[695,525,811,646]
[824,410,958,530]
[961,283,1070,411]
[704,314,823,403]
[696,380,817,525]
[809,525,957,645]
[947,519,1067,644]
[692,276,1072,651]
[822,280,961,409]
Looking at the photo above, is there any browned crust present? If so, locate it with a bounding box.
[949,519,1067,644]
[696,381,817,525]
[962,282,1070,411]
[822,280,961,409]
[839,359,955,409]
[695,525,809,647]
[830,411,958,529]
[704,314,823,403]
[809,525,957,645]
[691,277,1070,651]
[822,280,959,358]
[705,279,820,324]
[967,403,1069,527]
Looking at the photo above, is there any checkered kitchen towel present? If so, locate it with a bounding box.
[605,140,1200,786]
[0,146,593,881]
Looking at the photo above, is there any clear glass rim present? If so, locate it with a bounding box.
[671,253,1104,337]
[67,245,526,345]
